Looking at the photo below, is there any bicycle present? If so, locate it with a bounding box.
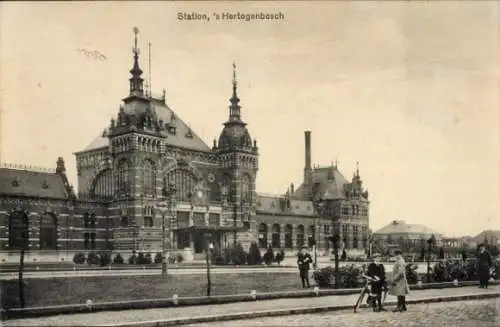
[353,274,387,313]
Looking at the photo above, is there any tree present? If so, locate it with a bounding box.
[113,253,125,264]
[420,247,426,261]
[263,245,275,265]
[275,249,285,265]
[247,241,262,265]
[341,249,347,261]
[99,252,111,266]
[439,247,445,259]
[154,252,162,264]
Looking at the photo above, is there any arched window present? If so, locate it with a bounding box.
[209,181,221,203]
[284,224,293,249]
[308,225,316,242]
[220,174,232,202]
[165,169,196,202]
[258,223,268,248]
[117,159,129,194]
[142,160,156,196]
[240,174,252,203]
[353,238,358,249]
[271,224,281,248]
[351,205,355,216]
[8,211,29,250]
[91,170,113,200]
[296,225,305,248]
[40,213,57,250]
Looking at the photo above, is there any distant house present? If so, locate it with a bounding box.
[372,220,442,253]
[475,230,500,247]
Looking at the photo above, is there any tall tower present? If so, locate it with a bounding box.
[107,27,164,250]
[214,63,259,247]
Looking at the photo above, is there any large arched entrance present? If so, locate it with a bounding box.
[8,211,29,250]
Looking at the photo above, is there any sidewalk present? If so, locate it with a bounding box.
[3,285,499,326]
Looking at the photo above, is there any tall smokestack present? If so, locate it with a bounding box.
[304,131,312,185]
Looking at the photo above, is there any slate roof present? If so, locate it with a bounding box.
[83,97,211,153]
[256,193,315,216]
[0,168,69,200]
[292,166,349,201]
[373,220,441,236]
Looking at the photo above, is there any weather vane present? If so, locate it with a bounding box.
[232,62,237,85]
[132,26,140,55]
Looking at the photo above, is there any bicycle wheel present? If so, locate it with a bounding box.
[353,287,366,313]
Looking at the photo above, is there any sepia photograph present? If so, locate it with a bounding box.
[0,1,499,326]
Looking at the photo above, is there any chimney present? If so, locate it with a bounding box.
[290,183,295,195]
[304,131,313,185]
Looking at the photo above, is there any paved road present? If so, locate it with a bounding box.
[183,299,500,327]
[0,262,433,280]
[3,285,497,326]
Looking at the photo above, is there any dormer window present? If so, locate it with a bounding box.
[42,180,49,189]
[11,178,20,187]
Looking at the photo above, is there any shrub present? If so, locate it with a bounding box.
[214,255,226,265]
[99,252,112,266]
[275,249,285,265]
[263,246,275,265]
[128,253,137,265]
[247,241,262,265]
[73,253,86,265]
[167,254,177,264]
[230,243,247,265]
[144,253,153,265]
[340,250,347,261]
[136,252,146,265]
[313,264,364,288]
[154,252,163,264]
[405,263,420,284]
[113,253,124,265]
[176,253,184,263]
[87,252,100,266]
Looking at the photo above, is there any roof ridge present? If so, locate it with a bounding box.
[0,162,56,173]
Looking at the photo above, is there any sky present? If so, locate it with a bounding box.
[0,1,499,237]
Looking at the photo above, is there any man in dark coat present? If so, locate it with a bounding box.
[297,246,313,288]
[367,256,387,311]
[477,244,493,288]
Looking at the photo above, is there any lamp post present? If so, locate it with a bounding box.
[426,235,434,283]
[205,236,214,296]
[157,183,176,277]
[368,234,373,258]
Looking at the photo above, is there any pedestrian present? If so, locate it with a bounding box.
[389,250,409,312]
[477,244,493,289]
[366,256,387,312]
[297,246,313,288]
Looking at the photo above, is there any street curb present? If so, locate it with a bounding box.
[0,281,490,320]
[101,292,500,327]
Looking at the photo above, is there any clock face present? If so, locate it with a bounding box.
[208,173,215,183]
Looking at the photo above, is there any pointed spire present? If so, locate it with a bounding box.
[356,161,360,177]
[129,26,144,97]
[228,62,242,123]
